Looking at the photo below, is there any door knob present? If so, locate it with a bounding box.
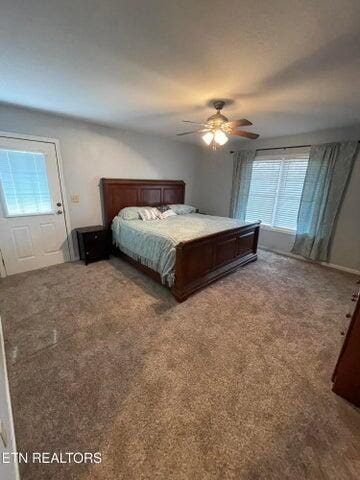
[56,209,63,215]
[56,202,62,207]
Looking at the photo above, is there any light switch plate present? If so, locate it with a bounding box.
[0,419,8,448]
[70,194,80,203]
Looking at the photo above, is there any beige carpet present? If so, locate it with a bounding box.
[0,250,359,480]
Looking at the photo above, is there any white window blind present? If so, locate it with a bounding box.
[0,148,52,216]
[245,149,309,231]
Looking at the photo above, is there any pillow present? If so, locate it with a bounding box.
[160,209,177,219]
[139,207,161,221]
[118,206,163,221]
[168,204,197,215]
[118,206,143,221]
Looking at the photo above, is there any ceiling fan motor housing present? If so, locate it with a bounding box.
[207,112,229,127]
[207,100,229,128]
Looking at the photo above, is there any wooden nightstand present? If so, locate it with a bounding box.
[76,226,109,265]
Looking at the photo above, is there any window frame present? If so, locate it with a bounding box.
[245,148,310,234]
[260,223,296,235]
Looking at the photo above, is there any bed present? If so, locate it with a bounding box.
[101,178,260,301]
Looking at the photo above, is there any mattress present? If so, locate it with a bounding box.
[111,213,250,286]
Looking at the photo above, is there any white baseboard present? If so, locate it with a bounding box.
[321,261,360,276]
[259,245,360,276]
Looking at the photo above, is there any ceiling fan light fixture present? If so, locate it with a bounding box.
[202,132,214,145]
[214,129,228,145]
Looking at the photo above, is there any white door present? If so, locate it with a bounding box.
[0,137,70,275]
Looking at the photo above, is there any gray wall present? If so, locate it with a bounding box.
[194,125,360,271]
[0,104,201,256]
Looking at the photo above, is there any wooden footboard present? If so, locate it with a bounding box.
[171,222,260,301]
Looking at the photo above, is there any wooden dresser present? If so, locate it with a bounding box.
[332,280,360,407]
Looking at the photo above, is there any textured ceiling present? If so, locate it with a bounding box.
[1,0,360,144]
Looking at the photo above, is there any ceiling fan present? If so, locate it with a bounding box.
[177,100,259,148]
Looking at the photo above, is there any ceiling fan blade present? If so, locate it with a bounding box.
[231,130,259,140]
[226,119,253,128]
[176,129,207,136]
[182,120,207,126]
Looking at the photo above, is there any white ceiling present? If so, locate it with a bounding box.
[1,0,360,144]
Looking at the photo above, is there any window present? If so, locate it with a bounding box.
[245,149,309,231]
[0,148,52,216]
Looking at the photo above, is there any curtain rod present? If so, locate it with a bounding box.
[229,140,360,154]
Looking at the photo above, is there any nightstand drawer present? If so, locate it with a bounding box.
[83,230,106,246]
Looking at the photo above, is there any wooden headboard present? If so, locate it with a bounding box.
[100,178,185,228]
